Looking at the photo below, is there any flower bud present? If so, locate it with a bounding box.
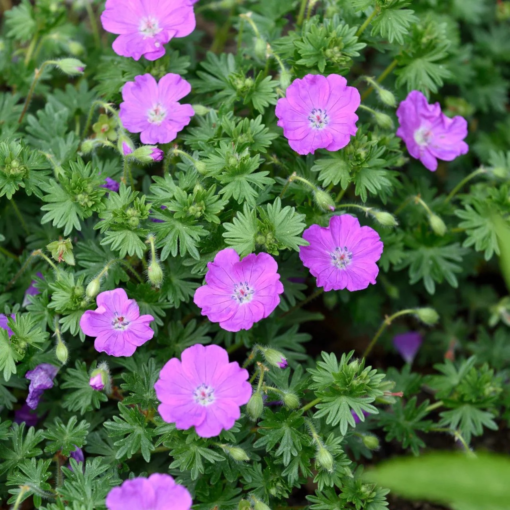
[415,307,439,325]
[56,58,86,76]
[89,363,110,392]
[68,41,84,56]
[377,88,396,108]
[131,146,163,164]
[429,214,447,236]
[151,148,164,162]
[47,238,75,266]
[81,139,96,154]
[254,37,267,60]
[247,392,264,421]
[56,341,68,365]
[362,434,380,450]
[86,278,101,299]
[253,500,271,510]
[148,260,164,288]
[221,444,250,461]
[194,160,207,174]
[279,68,292,90]
[314,189,336,212]
[316,446,334,472]
[283,391,300,409]
[89,373,104,391]
[373,111,394,130]
[191,104,211,116]
[121,140,134,156]
[260,347,287,369]
[372,210,398,227]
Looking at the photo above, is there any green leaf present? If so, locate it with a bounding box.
[0,329,20,381]
[43,416,90,456]
[4,0,36,42]
[371,5,417,45]
[223,205,258,256]
[311,157,350,188]
[0,423,44,475]
[366,453,510,510]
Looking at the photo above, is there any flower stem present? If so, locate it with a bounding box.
[335,186,348,203]
[425,400,443,412]
[300,397,322,413]
[24,34,40,65]
[0,245,18,260]
[119,260,144,283]
[82,100,101,139]
[279,172,297,199]
[12,486,30,510]
[18,61,54,124]
[394,196,412,215]
[336,203,371,214]
[33,249,59,273]
[356,6,380,37]
[9,199,30,235]
[444,167,486,204]
[5,252,38,291]
[281,287,324,318]
[297,0,308,26]
[85,1,101,48]
[363,309,416,358]
[361,59,398,102]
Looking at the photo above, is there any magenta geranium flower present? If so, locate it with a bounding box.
[14,403,38,427]
[23,272,44,307]
[0,314,14,337]
[193,248,284,332]
[101,0,196,61]
[102,177,120,193]
[299,214,383,292]
[275,74,360,155]
[120,74,194,145]
[155,344,252,438]
[393,332,423,364]
[80,288,155,357]
[396,90,468,172]
[106,474,192,510]
[25,364,58,409]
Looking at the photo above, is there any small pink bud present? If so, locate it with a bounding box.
[89,373,104,391]
[122,141,134,155]
[151,148,164,162]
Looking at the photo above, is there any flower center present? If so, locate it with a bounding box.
[232,282,254,304]
[308,108,329,130]
[139,16,161,38]
[147,103,167,125]
[414,126,433,146]
[112,314,130,331]
[193,384,215,406]
[330,246,353,270]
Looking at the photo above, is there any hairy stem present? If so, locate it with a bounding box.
[300,397,322,413]
[85,1,101,48]
[10,199,30,235]
[297,0,308,26]
[444,167,486,204]
[361,59,398,102]
[0,245,18,260]
[18,61,53,124]
[356,6,380,37]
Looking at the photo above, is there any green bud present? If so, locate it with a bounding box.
[377,88,396,108]
[68,41,84,56]
[194,160,207,174]
[372,210,398,227]
[238,500,252,510]
[253,500,271,510]
[373,111,394,130]
[81,139,96,154]
[491,165,507,179]
[86,278,101,299]
[429,214,447,236]
[254,37,267,60]
[47,238,75,266]
[221,444,250,461]
[247,392,263,421]
[56,341,68,365]
[56,58,86,76]
[283,391,300,409]
[191,104,211,116]
[415,307,439,325]
[131,146,161,164]
[314,189,336,212]
[279,68,292,90]
[362,434,380,450]
[316,446,334,472]
[148,260,164,288]
[260,347,287,369]
[90,362,111,392]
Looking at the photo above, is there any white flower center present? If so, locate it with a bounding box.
[112,314,130,331]
[330,246,353,270]
[147,103,167,125]
[414,126,433,146]
[232,282,254,304]
[139,16,162,38]
[308,108,329,130]
[193,384,215,406]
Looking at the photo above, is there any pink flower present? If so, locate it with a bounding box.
[89,374,105,391]
[393,332,423,364]
[120,74,194,145]
[106,473,192,510]
[151,147,164,161]
[25,364,58,409]
[122,141,134,156]
[0,314,14,337]
[299,215,383,292]
[275,74,360,155]
[80,289,155,357]
[193,248,284,332]
[100,0,196,61]
[102,177,120,193]
[396,91,468,172]
[155,344,252,438]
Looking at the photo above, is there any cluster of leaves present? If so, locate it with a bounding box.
[0,0,509,509]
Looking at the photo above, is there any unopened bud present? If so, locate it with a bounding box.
[86,278,101,299]
[283,391,300,409]
[56,58,85,76]
[377,88,396,108]
[81,139,95,154]
[314,189,336,212]
[247,392,263,421]
[429,214,447,236]
[89,373,104,391]
[47,238,75,266]
[415,307,439,325]
[191,104,211,116]
[279,68,292,90]
[56,341,68,365]
[221,444,250,461]
[131,146,163,164]
[194,160,207,174]
[254,37,267,60]
[260,347,287,369]
[362,434,380,450]
[121,140,134,156]
[372,210,398,227]
[253,500,271,510]
[148,260,164,288]
[373,111,394,130]
[89,363,110,392]
[67,41,84,56]
[316,446,334,472]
